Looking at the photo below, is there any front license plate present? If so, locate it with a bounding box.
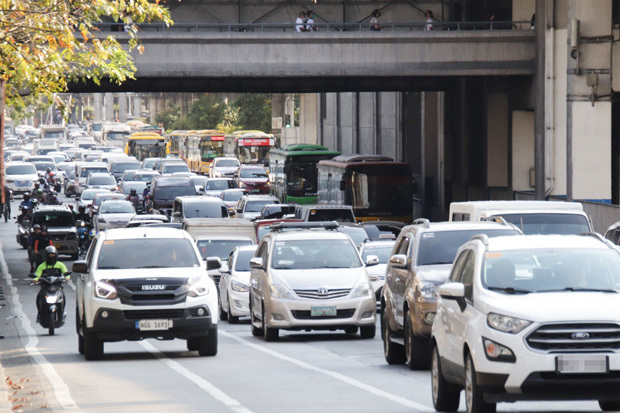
[136,319,173,331]
[54,243,61,248]
[310,306,337,317]
[556,354,608,374]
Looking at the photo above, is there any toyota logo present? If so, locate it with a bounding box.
[317,287,329,295]
[572,332,590,340]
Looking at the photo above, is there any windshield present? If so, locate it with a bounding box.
[196,239,253,260]
[338,226,369,246]
[134,174,157,182]
[82,190,109,201]
[143,159,158,169]
[484,248,620,294]
[88,175,116,185]
[246,200,277,212]
[308,209,355,223]
[362,244,394,263]
[97,238,200,269]
[163,164,190,173]
[215,159,240,167]
[33,213,75,227]
[234,249,256,271]
[42,131,64,139]
[112,162,140,173]
[100,202,135,214]
[57,164,74,174]
[183,203,227,218]
[122,183,146,194]
[271,239,362,269]
[190,176,209,187]
[418,229,521,266]
[33,163,55,171]
[240,169,267,179]
[493,213,590,235]
[94,196,124,207]
[6,165,37,175]
[107,132,128,141]
[78,142,97,149]
[222,191,244,202]
[206,180,235,190]
[80,167,108,178]
[153,186,196,200]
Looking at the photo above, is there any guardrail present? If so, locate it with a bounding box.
[97,21,533,33]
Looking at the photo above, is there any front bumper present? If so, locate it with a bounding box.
[264,295,376,330]
[228,289,250,317]
[6,181,34,194]
[89,307,214,341]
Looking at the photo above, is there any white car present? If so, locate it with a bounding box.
[4,161,38,195]
[209,157,240,178]
[73,227,219,360]
[431,234,620,413]
[77,188,111,210]
[95,199,136,231]
[85,172,118,192]
[218,245,257,323]
[359,240,395,305]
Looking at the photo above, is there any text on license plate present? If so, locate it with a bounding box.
[136,319,173,331]
[54,243,61,248]
[556,354,608,374]
[310,306,337,317]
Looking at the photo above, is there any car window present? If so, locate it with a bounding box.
[460,250,475,301]
[196,239,253,260]
[271,239,362,270]
[246,200,276,212]
[395,235,410,256]
[183,203,227,218]
[33,213,75,227]
[6,165,37,175]
[361,244,394,263]
[97,238,200,269]
[100,203,135,214]
[215,159,240,167]
[234,249,256,271]
[240,169,267,178]
[450,250,469,283]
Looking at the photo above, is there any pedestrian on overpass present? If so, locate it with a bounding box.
[370,9,382,31]
[425,10,434,31]
[295,11,307,32]
[305,10,318,32]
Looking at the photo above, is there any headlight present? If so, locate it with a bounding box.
[351,282,373,298]
[487,312,531,334]
[239,182,246,188]
[231,279,250,292]
[188,276,209,297]
[95,280,117,300]
[269,284,294,299]
[6,179,13,183]
[98,218,105,223]
[418,283,438,299]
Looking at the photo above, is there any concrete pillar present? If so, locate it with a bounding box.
[118,94,128,122]
[104,93,115,121]
[149,95,157,125]
[94,94,103,122]
[133,94,142,120]
[299,94,318,145]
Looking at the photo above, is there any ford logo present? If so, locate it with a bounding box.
[317,287,329,295]
[572,332,590,340]
[142,285,165,291]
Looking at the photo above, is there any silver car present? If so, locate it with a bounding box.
[249,222,378,341]
[95,200,136,231]
[218,245,257,323]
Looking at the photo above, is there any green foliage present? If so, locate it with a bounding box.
[183,95,226,130]
[156,103,181,130]
[232,93,272,132]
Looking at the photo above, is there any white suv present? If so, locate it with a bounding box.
[431,233,620,413]
[73,227,219,360]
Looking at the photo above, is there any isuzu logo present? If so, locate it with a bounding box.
[142,285,165,291]
[572,332,590,340]
[317,287,329,295]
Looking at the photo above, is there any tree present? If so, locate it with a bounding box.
[232,93,272,132]
[184,95,226,130]
[156,103,181,131]
[0,0,173,112]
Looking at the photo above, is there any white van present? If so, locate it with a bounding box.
[75,162,109,195]
[448,200,593,235]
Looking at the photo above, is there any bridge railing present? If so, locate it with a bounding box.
[98,21,533,33]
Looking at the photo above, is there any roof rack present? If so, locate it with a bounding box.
[469,234,489,247]
[270,221,339,232]
[412,218,430,229]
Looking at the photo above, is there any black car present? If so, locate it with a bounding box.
[147,176,196,216]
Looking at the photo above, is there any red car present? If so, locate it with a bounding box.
[234,165,269,194]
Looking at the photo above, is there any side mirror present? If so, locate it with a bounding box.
[206,256,222,271]
[389,254,407,269]
[365,254,380,267]
[236,208,243,213]
[72,260,88,274]
[250,257,264,269]
[438,282,466,312]
[173,211,181,217]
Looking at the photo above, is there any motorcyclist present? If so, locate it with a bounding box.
[74,205,91,227]
[28,224,52,272]
[142,186,150,210]
[17,194,31,224]
[33,246,69,322]
[30,181,41,198]
[127,188,140,208]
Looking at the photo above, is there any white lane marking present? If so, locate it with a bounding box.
[221,331,434,412]
[0,244,77,410]
[139,341,253,413]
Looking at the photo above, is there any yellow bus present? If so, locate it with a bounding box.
[184,130,226,174]
[124,132,169,161]
[165,130,188,158]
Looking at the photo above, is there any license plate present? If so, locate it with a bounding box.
[136,319,173,331]
[54,243,61,248]
[556,354,608,374]
[310,306,337,317]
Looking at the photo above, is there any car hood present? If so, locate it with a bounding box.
[366,263,387,276]
[240,178,268,184]
[204,190,224,197]
[413,264,452,283]
[99,213,135,221]
[214,167,238,174]
[47,227,77,234]
[230,270,251,285]
[270,267,366,290]
[6,174,38,181]
[480,291,620,322]
[92,266,206,281]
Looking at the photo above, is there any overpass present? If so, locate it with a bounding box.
[68,25,535,93]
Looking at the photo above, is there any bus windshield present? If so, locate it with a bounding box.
[287,162,318,197]
[492,213,590,235]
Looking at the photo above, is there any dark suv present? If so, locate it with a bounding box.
[17,205,78,259]
[148,176,196,216]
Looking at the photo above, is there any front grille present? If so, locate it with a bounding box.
[527,323,620,352]
[49,233,68,241]
[291,309,356,319]
[123,309,184,320]
[114,277,189,306]
[294,288,350,299]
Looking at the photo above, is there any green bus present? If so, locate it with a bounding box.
[269,144,340,204]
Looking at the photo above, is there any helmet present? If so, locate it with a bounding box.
[130,188,137,195]
[23,194,30,201]
[40,225,47,232]
[46,167,51,173]
[44,246,58,265]
[78,205,86,214]
[33,224,41,231]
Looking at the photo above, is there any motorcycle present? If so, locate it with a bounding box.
[76,220,91,257]
[29,268,71,336]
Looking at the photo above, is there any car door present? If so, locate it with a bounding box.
[220,251,235,310]
[387,232,411,326]
[77,238,98,325]
[250,237,270,319]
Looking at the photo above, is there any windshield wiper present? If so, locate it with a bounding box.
[488,286,531,294]
[539,287,618,293]
[136,265,167,268]
[98,266,120,269]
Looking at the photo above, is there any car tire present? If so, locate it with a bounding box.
[84,330,104,361]
[360,325,376,339]
[198,329,218,356]
[262,304,278,342]
[381,308,405,365]
[405,311,431,370]
[76,306,84,355]
[187,337,200,351]
[432,345,460,412]
[465,353,496,413]
[227,300,239,324]
[344,326,358,335]
[599,401,620,411]
[250,299,262,337]
[219,298,227,321]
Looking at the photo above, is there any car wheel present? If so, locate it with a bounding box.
[432,345,460,412]
[84,330,104,361]
[360,325,376,339]
[227,300,239,324]
[187,337,200,352]
[250,298,262,337]
[344,326,358,335]
[198,328,218,356]
[76,306,84,355]
[262,303,278,342]
[405,311,431,370]
[599,401,620,411]
[381,308,405,365]
[465,353,496,413]
[219,297,227,321]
